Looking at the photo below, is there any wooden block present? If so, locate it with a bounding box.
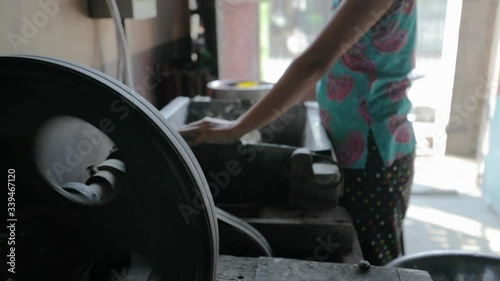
[254,257,433,281]
[216,256,434,281]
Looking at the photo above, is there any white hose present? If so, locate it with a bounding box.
[105,0,135,89]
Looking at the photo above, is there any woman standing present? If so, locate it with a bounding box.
[180,0,417,265]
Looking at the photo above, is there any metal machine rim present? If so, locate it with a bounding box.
[1,55,218,281]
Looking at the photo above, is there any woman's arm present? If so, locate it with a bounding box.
[179,0,395,145]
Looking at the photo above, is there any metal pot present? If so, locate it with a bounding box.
[207,79,273,100]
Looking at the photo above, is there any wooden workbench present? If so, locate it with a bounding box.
[216,255,433,281]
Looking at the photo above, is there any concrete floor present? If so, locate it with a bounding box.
[404,155,500,255]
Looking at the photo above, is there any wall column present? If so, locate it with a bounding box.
[445,0,500,157]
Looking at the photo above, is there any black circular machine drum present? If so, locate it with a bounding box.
[1,55,218,281]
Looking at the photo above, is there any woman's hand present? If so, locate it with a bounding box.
[178,117,243,146]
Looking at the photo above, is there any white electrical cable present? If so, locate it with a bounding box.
[117,44,125,82]
[105,0,135,89]
[107,0,125,83]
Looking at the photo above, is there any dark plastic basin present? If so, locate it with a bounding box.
[386,250,500,281]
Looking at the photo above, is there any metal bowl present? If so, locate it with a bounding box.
[207,79,273,100]
[385,250,500,281]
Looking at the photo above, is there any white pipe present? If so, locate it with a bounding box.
[105,0,135,89]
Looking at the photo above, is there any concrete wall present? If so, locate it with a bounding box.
[482,91,500,214]
[446,0,500,157]
[481,1,500,214]
[0,0,190,104]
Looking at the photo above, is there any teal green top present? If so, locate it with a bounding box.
[317,0,417,168]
